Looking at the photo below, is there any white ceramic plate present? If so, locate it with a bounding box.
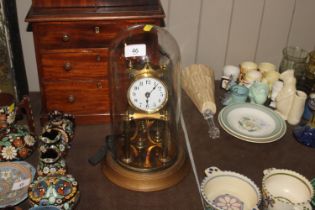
[0,161,35,208]
[218,103,286,143]
[218,111,285,140]
[219,116,286,143]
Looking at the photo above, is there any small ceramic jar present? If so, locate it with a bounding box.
[243,70,262,87]
[28,174,80,210]
[222,84,249,106]
[249,82,269,105]
[258,62,276,74]
[239,61,258,81]
[37,145,67,176]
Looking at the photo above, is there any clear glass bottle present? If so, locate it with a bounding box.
[279,46,309,92]
[279,46,308,76]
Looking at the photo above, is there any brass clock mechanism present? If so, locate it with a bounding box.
[117,62,176,172]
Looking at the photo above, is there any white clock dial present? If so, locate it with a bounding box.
[128,77,168,112]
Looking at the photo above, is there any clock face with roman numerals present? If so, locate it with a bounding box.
[127,77,168,113]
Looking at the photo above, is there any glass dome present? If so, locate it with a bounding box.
[108,24,182,173]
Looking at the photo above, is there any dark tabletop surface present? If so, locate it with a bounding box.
[182,84,315,186]
[7,81,315,210]
[13,92,203,210]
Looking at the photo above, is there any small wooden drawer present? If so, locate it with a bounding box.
[43,80,109,114]
[35,21,122,49]
[41,48,108,80]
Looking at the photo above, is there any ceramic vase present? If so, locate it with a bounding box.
[0,94,37,161]
[39,110,75,160]
[287,91,307,125]
[275,70,296,120]
[37,145,67,176]
[46,110,75,142]
[40,127,71,154]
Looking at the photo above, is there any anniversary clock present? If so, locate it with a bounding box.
[102,25,188,191]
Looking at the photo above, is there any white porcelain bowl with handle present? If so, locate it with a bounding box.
[200,166,261,210]
[262,168,314,210]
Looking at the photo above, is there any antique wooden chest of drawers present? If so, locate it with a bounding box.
[26,1,165,124]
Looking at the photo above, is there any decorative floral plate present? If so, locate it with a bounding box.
[218,110,286,143]
[218,103,286,143]
[0,161,35,208]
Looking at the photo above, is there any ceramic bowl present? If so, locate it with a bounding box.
[262,168,313,210]
[0,161,35,208]
[201,167,261,210]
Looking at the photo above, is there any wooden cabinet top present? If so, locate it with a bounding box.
[31,0,159,8]
[26,1,165,23]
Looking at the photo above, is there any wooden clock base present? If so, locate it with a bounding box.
[102,147,189,192]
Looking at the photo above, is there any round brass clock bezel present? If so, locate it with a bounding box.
[127,75,169,114]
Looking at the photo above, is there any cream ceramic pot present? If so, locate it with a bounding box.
[262,168,313,210]
[243,70,262,87]
[200,167,261,210]
[258,62,276,74]
[240,61,258,75]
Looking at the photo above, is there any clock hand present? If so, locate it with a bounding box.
[145,98,149,108]
[145,84,158,99]
[149,84,159,94]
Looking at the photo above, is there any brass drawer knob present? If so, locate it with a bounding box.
[96,82,102,89]
[67,95,75,103]
[62,34,70,42]
[96,55,101,62]
[95,26,100,34]
[63,62,72,71]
